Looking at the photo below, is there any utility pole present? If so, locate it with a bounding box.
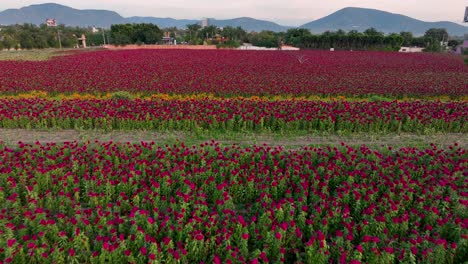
[57,30,62,49]
[102,28,106,45]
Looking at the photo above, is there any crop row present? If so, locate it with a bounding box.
[0,141,467,263]
[0,50,466,96]
[0,98,466,133]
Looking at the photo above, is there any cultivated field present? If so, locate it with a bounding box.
[0,49,467,263]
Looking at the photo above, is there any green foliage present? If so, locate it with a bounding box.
[424,28,449,42]
[248,31,281,48]
[111,91,134,101]
[110,23,163,45]
[186,23,202,45]
[0,23,96,49]
[423,41,442,52]
[216,40,240,49]
[283,28,406,51]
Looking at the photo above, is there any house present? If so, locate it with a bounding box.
[162,32,175,45]
[455,40,468,55]
[281,45,300,51]
[399,46,424,53]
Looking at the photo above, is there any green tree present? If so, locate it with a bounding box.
[424,28,449,42]
[248,31,280,48]
[399,31,414,46]
[186,23,202,44]
[284,28,312,47]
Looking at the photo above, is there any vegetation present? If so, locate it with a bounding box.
[0,22,456,52]
[110,23,163,45]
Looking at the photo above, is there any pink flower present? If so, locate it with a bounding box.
[140,247,147,255]
[214,254,221,264]
[317,231,325,241]
[7,239,16,247]
[242,233,249,240]
[195,233,204,241]
[356,245,363,253]
[69,248,75,257]
[275,232,282,240]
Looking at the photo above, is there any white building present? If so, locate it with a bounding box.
[399,47,424,53]
[201,18,209,28]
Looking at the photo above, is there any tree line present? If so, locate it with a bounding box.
[0,22,462,52]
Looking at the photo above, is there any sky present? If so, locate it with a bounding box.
[1,0,467,26]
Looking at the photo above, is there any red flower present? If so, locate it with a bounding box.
[356,245,363,253]
[140,247,147,255]
[214,254,221,264]
[7,239,16,247]
[275,232,282,240]
[242,233,249,240]
[195,234,204,241]
[317,231,325,241]
[69,248,75,257]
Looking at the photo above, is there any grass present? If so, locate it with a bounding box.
[0,48,102,61]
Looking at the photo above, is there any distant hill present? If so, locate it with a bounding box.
[126,17,199,29]
[208,17,290,32]
[125,17,289,32]
[300,7,468,36]
[0,3,126,27]
[1,3,467,36]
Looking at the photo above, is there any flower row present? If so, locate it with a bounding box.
[0,99,468,132]
[0,50,466,96]
[0,98,466,133]
[0,141,467,263]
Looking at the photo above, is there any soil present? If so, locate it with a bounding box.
[0,129,465,149]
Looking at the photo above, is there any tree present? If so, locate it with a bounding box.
[424,28,449,42]
[200,25,219,41]
[284,28,312,47]
[364,28,384,37]
[247,31,281,48]
[110,23,162,45]
[448,39,460,51]
[186,24,202,44]
[399,31,413,46]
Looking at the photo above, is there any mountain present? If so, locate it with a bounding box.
[208,18,290,32]
[126,17,199,29]
[0,3,126,27]
[0,3,287,31]
[1,3,467,35]
[300,7,468,36]
[125,17,289,32]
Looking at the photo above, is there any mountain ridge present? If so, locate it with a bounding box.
[0,3,466,35]
[300,7,467,36]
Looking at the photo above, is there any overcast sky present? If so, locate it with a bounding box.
[2,0,467,26]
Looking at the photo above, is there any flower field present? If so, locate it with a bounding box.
[0,49,467,263]
[0,141,467,263]
[0,50,466,97]
[0,98,466,133]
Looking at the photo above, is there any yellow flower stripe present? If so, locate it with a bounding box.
[0,91,466,102]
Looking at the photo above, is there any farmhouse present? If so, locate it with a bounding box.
[399,46,424,53]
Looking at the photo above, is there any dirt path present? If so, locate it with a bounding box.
[0,129,465,148]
